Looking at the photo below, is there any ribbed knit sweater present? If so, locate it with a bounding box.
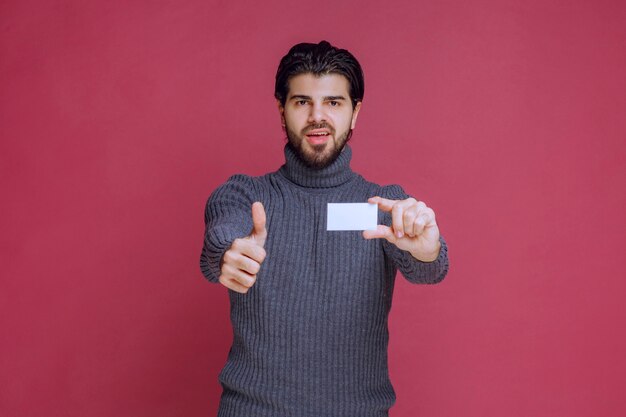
[200,144,449,417]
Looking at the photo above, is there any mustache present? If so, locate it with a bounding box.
[303,123,334,134]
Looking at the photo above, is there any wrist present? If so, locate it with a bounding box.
[410,241,441,262]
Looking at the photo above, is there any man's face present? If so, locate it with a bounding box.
[278,73,361,169]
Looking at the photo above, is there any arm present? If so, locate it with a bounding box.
[383,234,449,284]
[364,184,449,284]
[199,174,258,283]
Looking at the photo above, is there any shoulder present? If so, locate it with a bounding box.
[207,174,262,205]
[223,173,259,185]
[357,175,412,201]
[351,170,412,200]
[215,173,265,191]
[377,183,411,200]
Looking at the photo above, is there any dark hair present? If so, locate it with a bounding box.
[274,40,364,109]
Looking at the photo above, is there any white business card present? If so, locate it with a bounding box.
[327,203,378,231]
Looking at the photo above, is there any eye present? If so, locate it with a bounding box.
[329,101,339,106]
[296,100,308,106]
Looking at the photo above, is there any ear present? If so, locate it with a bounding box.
[277,100,285,126]
[350,101,362,129]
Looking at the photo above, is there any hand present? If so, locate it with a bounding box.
[219,202,267,293]
[363,196,441,262]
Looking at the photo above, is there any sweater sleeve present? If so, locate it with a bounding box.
[199,174,258,283]
[378,184,449,284]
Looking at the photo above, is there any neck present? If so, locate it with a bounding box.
[278,143,356,188]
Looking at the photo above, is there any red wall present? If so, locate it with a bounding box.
[1,1,625,416]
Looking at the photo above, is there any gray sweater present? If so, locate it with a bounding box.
[200,144,449,417]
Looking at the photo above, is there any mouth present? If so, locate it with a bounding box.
[305,129,332,145]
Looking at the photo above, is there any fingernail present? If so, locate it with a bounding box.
[396,231,403,238]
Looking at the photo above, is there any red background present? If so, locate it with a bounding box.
[1,1,625,416]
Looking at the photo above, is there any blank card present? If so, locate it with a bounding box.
[326,203,378,231]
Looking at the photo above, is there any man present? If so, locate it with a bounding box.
[200,40,449,417]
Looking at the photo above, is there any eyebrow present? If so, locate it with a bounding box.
[289,95,347,101]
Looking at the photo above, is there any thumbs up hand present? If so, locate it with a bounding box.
[219,202,268,294]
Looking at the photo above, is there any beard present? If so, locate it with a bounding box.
[285,122,353,170]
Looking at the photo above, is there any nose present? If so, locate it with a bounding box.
[307,101,326,124]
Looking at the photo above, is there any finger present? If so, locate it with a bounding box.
[403,207,419,237]
[236,239,267,264]
[362,225,396,243]
[222,247,261,274]
[222,264,257,287]
[219,275,250,294]
[391,203,405,238]
[240,256,261,275]
[367,196,397,213]
[413,210,435,236]
[413,214,427,236]
[251,202,267,245]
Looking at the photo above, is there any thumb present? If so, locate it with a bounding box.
[251,202,267,245]
[362,225,396,243]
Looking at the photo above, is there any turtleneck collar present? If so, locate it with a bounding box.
[278,143,356,188]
